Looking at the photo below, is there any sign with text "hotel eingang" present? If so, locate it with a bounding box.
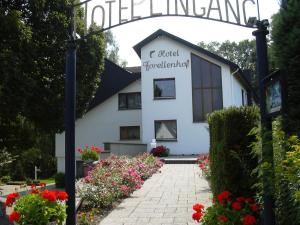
[83,0,259,33]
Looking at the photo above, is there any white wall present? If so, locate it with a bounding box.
[55,80,142,172]
[140,36,246,155]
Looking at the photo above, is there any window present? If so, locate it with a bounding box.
[153,78,175,99]
[118,92,141,110]
[241,89,247,106]
[242,89,245,106]
[120,126,140,140]
[155,120,177,141]
[191,54,223,122]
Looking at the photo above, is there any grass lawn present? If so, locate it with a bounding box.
[39,178,55,184]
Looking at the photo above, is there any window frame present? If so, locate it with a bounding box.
[118,92,141,110]
[154,120,177,141]
[120,126,140,140]
[153,78,176,100]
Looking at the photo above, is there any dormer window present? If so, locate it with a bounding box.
[118,92,141,110]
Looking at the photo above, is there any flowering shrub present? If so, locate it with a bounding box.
[192,191,260,225]
[150,145,170,157]
[78,146,103,161]
[197,154,211,181]
[78,153,163,209]
[5,184,68,225]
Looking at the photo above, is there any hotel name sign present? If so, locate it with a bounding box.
[143,49,190,71]
[82,0,259,32]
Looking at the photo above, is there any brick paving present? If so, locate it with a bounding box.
[98,164,212,225]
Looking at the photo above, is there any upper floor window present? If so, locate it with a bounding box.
[153,78,176,99]
[191,54,223,122]
[118,92,141,110]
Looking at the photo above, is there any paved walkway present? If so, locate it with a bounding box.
[99,164,212,225]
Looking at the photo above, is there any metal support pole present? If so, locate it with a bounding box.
[65,6,76,225]
[253,21,275,225]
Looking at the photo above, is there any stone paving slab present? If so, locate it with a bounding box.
[98,164,212,225]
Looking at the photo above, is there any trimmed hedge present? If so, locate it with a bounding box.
[208,106,259,198]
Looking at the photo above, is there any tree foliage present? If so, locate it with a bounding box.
[271,0,300,134]
[104,30,127,67]
[0,0,105,133]
[198,40,256,73]
[0,0,105,178]
[198,40,257,88]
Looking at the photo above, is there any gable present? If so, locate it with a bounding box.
[134,29,252,91]
[88,59,141,111]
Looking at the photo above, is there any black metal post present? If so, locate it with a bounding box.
[253,21,275,225]
[65,6,76,225]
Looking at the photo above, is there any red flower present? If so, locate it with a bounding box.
[232,201,242,210]
[192,212,202,222]
[42,190,57,202]
[243,214,256,225]
[245,197,253,203]
[5,193,19,206]
[237,197,245,202]
[30,188,40,194]
[39,182,47,187]
[193,203,204,212]
[217,191,230,203]
[250,204,259,212]
[57,191,68,201]
[9,211,21,222]
[218,215,229,223]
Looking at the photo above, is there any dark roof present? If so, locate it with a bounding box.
[125,66,141,74]
[133,29,252,90]
[88,59,141,111]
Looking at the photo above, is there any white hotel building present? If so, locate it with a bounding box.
[56,29,252,172]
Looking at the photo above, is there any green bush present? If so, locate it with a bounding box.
[208,106,259,198]
[1,175,11,183]
[252,119,300,225]
[55,172,65,188]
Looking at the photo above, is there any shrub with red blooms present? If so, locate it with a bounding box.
[150,145,170,157]
[78,153,164,209]
[5,186,68,225]
[192,191,260,225]
[9,211,20,222]
[5,192,20,206]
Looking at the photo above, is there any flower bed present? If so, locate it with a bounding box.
[192,191,260,225]
[77,153,163,209]
[197,154,211,181]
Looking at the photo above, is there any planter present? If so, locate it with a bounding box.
[83,160,96,177]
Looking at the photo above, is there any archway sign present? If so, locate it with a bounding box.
[77,0,261,34]
[65,1,274,225]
